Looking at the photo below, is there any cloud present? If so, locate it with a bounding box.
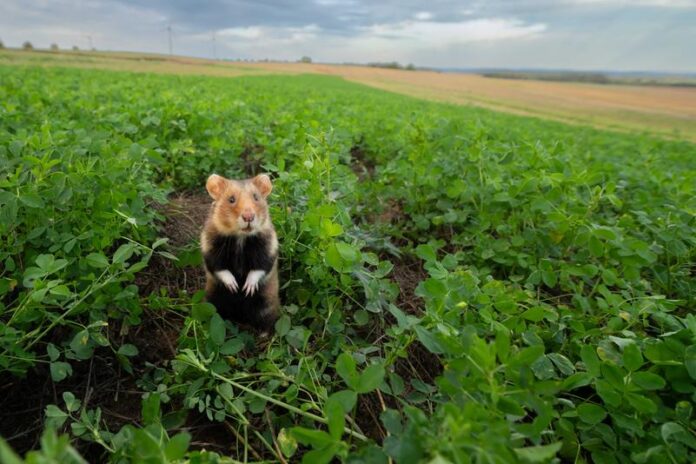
[208,17,547,65]
[363,18,547,44]
[213,24,319,45]
[566,0,695,5]
[0,0,694,71]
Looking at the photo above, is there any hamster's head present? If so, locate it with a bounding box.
[205,173,273,235]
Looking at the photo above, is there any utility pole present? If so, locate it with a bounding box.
[167,23,173,55]
[86,35,93,50]
[212,31,217,60]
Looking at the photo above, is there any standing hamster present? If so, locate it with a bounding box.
[201,173,280,335]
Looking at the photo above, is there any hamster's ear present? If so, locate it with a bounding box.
[206,174,228,200]
[252,174,273,198]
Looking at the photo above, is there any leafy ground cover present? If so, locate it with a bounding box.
[0,65,695,463]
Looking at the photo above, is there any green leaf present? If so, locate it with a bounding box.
[49,284,72,297]
[112,243,136,264]
[324,395,345,440]
[581,345,601,377]
[661,422,696,449]
[69,329,93,360]
[685,345,696,380]
[622,343,643,372]
[50,361,72,382]
[118,344,139,357]
[335,241,360,263]
[577,403,607,425]
[625,393,657,414]
[275,315,291,336]
[562,372,593,390]
[327,390,357,413]
[521,306,545,322]
[631,371,666,390]
[540,261,557,288]
[514,442,562,463]
[218,383,233,400]
[335,353,358,388]
[220,338,244,355]
[510,345,545,368]
[141,394,161,424]
[302,445,339,464]
[192,302,215,322]
[595,380,621,407]
[277,429,298,458]
[380,409,403,435]
[20,192,45,208]
[415,326,444,354]
[414,244,437,262]
[497,396,526,416]
[547,353,575,376]
[86,252,109,269]
[165,433,191,461]
[531,355,556,380]
[62,392,81,412]
[0,436,24,464]
[320,219,343,237]
[44,404,69,429]
[290,427,335,448]
[354,309,370,326]
[325,244,343,271]
[593,227,617,241]
[47,343,60,362]
[356,363,385,393]
[589,236,604,257]
[209,313,226,346]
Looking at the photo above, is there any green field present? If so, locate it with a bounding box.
[1,65,695,463]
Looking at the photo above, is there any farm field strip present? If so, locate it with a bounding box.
[2,49,695,141]
[0,64,695,463]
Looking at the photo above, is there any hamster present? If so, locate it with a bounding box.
[200,173,280,335]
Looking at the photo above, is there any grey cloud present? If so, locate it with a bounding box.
[1,0,694,71]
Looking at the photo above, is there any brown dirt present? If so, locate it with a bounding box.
[349,144,376,181]
[390,255,427,315]
[137,193,211,297]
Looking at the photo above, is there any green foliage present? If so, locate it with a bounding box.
[1,65,694,463]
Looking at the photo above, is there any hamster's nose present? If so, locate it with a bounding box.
[242,211,255,223]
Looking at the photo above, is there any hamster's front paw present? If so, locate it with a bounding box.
[243,270,266,296]
[215,270,238,293]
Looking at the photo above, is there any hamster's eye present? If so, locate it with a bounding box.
[253,193,260,202]
[228,196,236,204]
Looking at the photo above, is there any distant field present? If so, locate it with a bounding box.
[481,70,696,87]
[2,48,695,140]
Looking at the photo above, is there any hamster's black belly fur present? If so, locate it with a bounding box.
[207,279,268,326]
[204,233,277,330]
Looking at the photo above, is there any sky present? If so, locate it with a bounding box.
[1,0,695,72]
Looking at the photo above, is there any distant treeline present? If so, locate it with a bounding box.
[366,61,417,71]
[483,71,696,87]
[483,71,611,84]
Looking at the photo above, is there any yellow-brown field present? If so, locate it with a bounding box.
[2,48,694,140]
